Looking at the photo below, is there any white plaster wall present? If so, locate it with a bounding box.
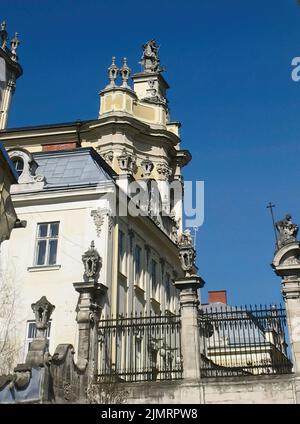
[0,193,111,362]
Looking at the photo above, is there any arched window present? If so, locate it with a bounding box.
[12,157,24,177]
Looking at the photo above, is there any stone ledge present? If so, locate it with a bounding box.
[27,265,61,272]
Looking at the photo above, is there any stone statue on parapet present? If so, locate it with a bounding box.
[140,40,164,74]
[275,214,299,249]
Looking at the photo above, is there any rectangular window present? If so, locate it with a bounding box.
[134,245,142,283]
[24,320,51,359]
[118,230,125,273]
[35,222,59,266]
[165,272,171,308]
[151,259,157,297]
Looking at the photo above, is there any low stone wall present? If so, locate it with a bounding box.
[120,374,300,404]
[202,375,296,404]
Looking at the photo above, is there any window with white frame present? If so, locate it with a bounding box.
[24,320,51,359]
[118,230,126,274]
[134,244,142,284]
[151,259,158,298]
[34,222,59,266]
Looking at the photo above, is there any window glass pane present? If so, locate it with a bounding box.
[28,322,37,339]
[166,273,171,304]
[36,240,46,265]
[38,224,48,238]
[50,223,59,237]
[48,239,58,265]
[135,246,141,276]
[151,260,157,284]
[12,158,24,177]
[118,231,125,270]
[46,322,51,338]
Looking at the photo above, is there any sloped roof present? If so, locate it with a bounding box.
[33,147,115,188]
[202,302,266,346]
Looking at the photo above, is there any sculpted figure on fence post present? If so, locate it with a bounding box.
[275,214,299,249]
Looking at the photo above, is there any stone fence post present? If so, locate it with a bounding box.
[175,229,205,381]
[73,241,107,381]
[272,240,300,375]
[174,276,204,380]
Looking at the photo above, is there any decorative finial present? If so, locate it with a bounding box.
[139,40,164,74]
[120,57,131,88]
[0,21,8,49]
[275,214,299,249]
[178,229,196,276]
[106,56,119,88]
[31,296,55,338]
[82,241,102,282]
[10,32,20,61]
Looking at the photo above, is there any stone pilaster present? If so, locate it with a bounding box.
[174,276,204,380]
[73,281,107,379]
[272,241,300,374]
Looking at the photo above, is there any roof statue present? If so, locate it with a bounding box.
[275,214,299,249]
[10,32,20,61]
[139,40,164,74]
[0,21,8,49]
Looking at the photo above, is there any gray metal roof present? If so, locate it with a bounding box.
[202,303,266,346]
[33,148,114,188]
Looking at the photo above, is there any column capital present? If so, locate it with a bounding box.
[282,279,300,300]
[174,276,205,309]
[174,275,205,291]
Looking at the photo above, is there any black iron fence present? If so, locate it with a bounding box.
[199,303,293,378]
[97,313,182,382]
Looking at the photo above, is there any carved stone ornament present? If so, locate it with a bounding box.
[178,230,196,276]
[156,162,172,181]
[106,56,119,88]
[140,156,154,177]
[91,209,105,237]
[117,148,136,173]
[103,150,114,164]
[8,148,46,187]
[143,78,166,104]
[31,296,55,334]
[120,57,131,88]
[139,40,164,74]
[275,214,299,249]
[82,241,102,282]
[63,382,73,401]
[91,208,114,237]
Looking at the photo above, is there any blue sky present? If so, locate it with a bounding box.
[2,0,300,306]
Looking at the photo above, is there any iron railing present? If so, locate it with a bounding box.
[199,303,293,378]
[97,313,182,382]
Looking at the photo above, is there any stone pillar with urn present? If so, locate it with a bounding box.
[174,230,204,380]
[272,215,300,379]
[73,241,107,381]
[25,296,55,368]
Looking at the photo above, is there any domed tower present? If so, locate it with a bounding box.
[98,40,191,238]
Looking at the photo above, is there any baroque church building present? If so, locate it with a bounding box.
[0,37,192,364]
[2,23,300,405]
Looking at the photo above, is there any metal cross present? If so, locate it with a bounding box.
[266,202,278,247]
